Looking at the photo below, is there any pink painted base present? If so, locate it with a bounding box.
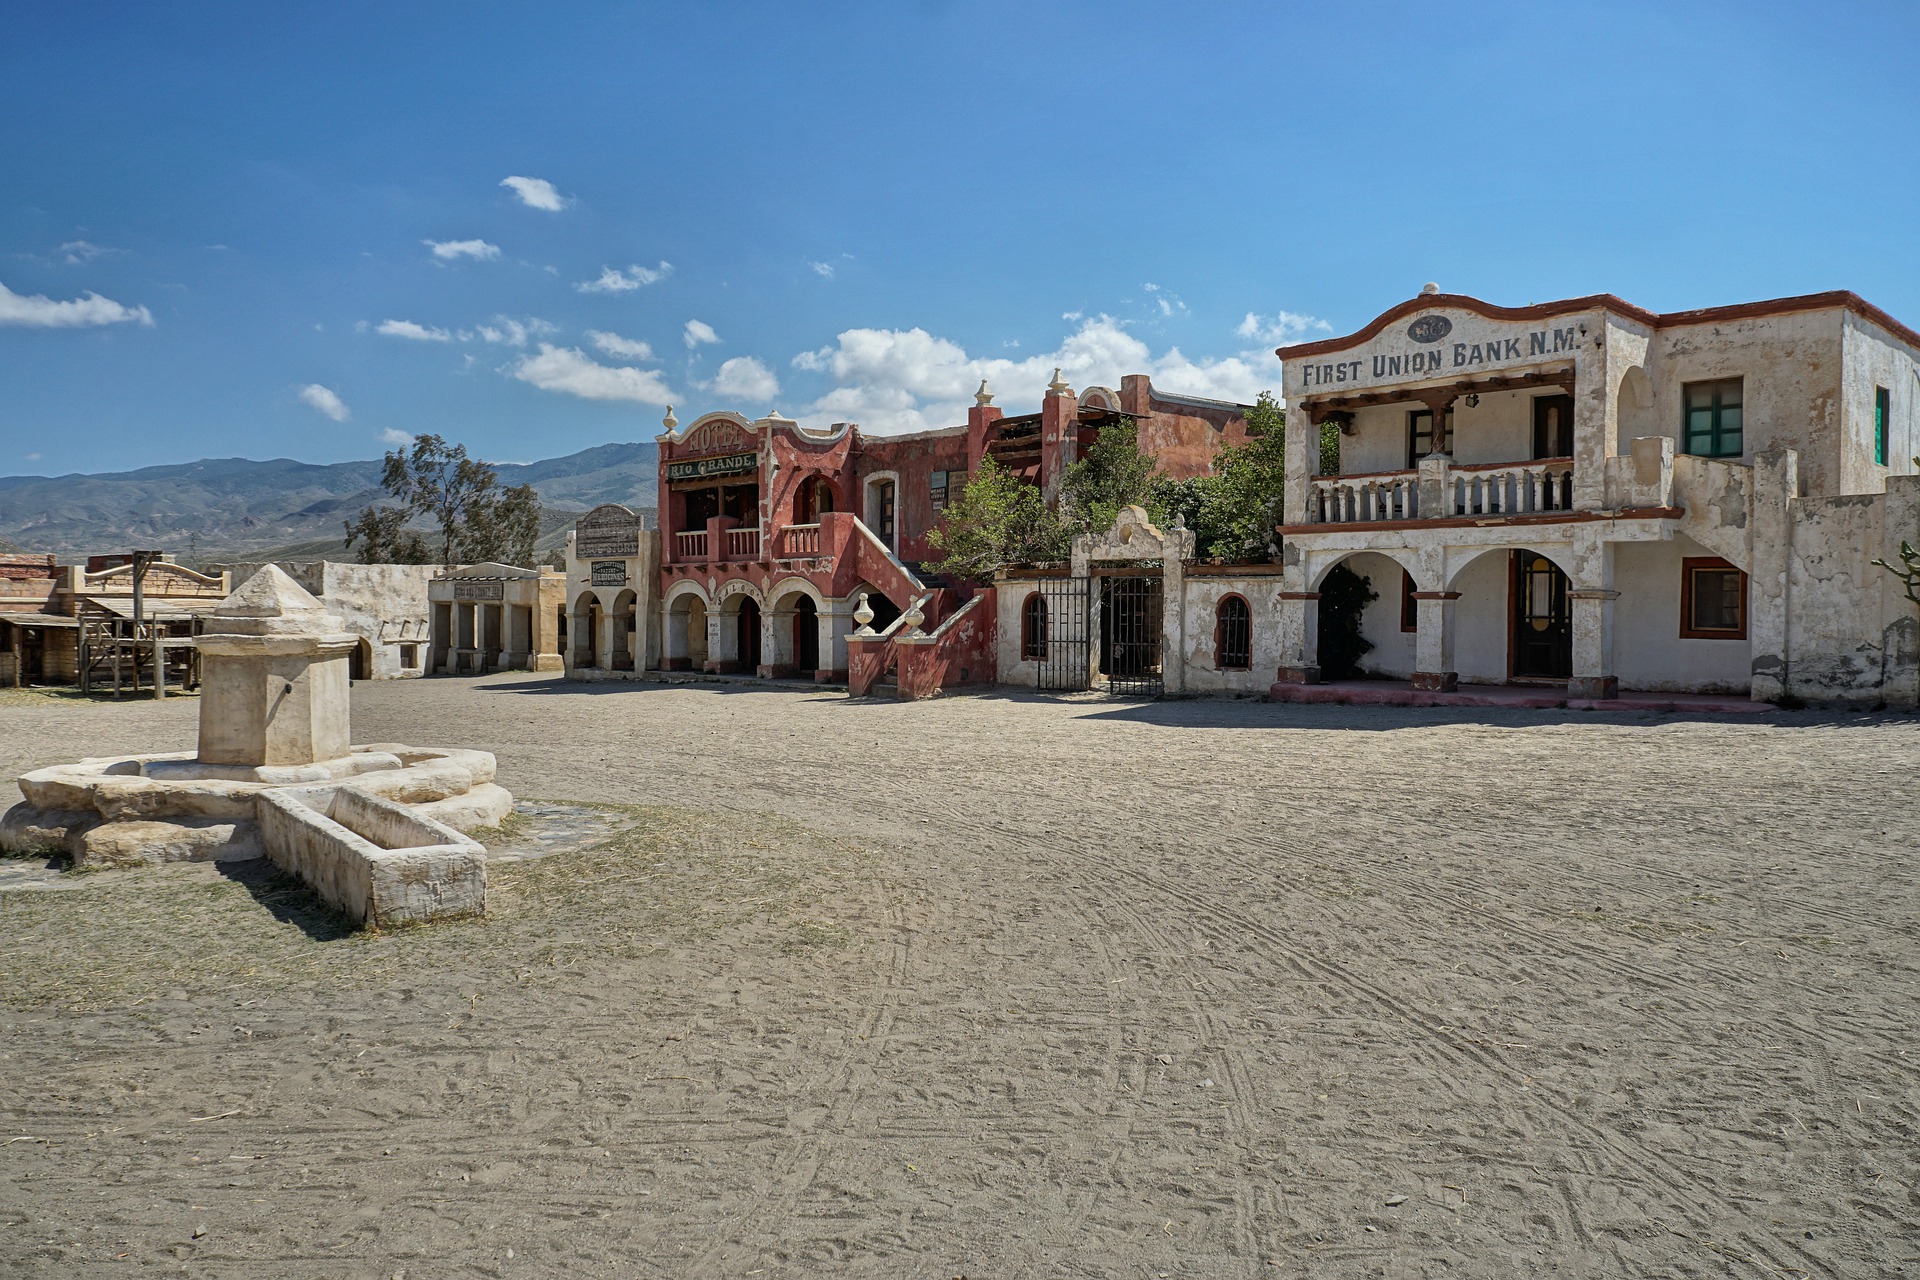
[1266,679,1769,716]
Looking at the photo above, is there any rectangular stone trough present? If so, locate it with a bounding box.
[256,785,487,928]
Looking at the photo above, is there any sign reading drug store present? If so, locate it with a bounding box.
[574,503,642,559]
[1287,304,1599,397]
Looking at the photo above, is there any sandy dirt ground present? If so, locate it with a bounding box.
[1,675,1917,1278]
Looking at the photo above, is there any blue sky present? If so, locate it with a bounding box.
[3,1,1917,475]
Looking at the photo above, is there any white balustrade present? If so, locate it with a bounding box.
[1450,461,1574,516]
[1309,472,1420,524]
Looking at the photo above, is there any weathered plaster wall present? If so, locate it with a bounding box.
[223,562,434,679]
[1450,551,1512,686]
[857,431,970,564]
[1646,310,1844,496]
[994,578,1051,689]
[1339,388,1548,475]
[1839,314,1920,494]
[1781,481,1920,701]
[1612,537,1752,693]
[1177,575,1284,694]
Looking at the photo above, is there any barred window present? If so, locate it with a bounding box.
[1021,592,1048,660]
[1215,595,1251,670]
[1681,557,1747,639]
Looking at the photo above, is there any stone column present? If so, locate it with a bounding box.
[1749,448,1799,702]
[1284,405,1318,528]
[1568,590,1620,699]
[1410,592,1460,691]
[1418,453,1453,520]
[1161,523,1194,695]
[1274,592,1321,683]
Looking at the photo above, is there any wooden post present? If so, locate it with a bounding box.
[10,626,20,689]
[153,633,166,699]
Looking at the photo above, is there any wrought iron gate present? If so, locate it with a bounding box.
[1101,575,1163,697]
[1033,575,1091,692]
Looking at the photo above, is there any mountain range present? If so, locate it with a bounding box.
[0,442,660,563]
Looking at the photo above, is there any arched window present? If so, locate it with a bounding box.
[1021,592,1048,661]
[1215,595,1251,670]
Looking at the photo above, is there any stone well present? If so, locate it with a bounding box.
[1,565,515,878]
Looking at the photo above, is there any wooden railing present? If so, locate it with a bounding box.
[726,526,761,559]
[674,530,708,561]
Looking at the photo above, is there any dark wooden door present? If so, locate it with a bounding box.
[793,599,819,672]
[1511,551,1572,679]
[737,599,761,672]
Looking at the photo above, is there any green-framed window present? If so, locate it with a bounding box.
[1875,387,1890,466]
[1683,378,1744,458]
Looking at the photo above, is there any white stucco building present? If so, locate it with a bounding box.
[1269,287,1919,704]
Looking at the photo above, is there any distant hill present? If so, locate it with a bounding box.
[0,442,660,561]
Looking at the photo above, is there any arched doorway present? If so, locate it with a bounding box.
[1511,550,1572,679]
[611,589,637,671]
[350,638,372,681]
[792,596,819,673]
[574,593,601,669]
[736,598,761,673]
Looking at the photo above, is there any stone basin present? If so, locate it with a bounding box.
[3,742,514,867]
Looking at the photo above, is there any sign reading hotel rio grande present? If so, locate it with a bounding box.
[665,452,758,483]
[574,503,642,559]
[1294,310,1588,393]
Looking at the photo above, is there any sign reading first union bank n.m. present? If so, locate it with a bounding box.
[1294,313,1587,393]
[575,503,641,559]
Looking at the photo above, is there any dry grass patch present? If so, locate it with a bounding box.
[0,802,879,1013]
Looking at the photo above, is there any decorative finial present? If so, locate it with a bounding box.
[1420,282,1440,296]
[852,592,875,634]
[900,599,926,635]
[1047,367,1070,395]
[974,378,994,407]
[663,404,678,430]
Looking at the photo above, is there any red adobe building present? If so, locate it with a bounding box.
[653,371,1251,683]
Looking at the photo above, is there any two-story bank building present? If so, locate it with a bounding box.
[1272,287,1920,704]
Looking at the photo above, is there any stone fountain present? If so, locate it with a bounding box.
[1,566,512,923]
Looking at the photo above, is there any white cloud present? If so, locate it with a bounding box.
[575,261,671,293]
[298,383,350,422]
[500,176,571,211]
[586,329,656,361]
[26,451,42,461]
[0,280,152,328]
[683,319,719,349]
[808,260,835,280]
[380,428,415,446]
[474,315,555,346]
[375,319,452,342]
[708,355,779,401]
[789,314,1284,434]
[509,343,675,405]
[1143,283,1188,318]
[424,238,501,262]
[58,240,118,264]
[1237,310,1332,346]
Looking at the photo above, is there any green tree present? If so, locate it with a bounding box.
[343,505,433,565]
[457,481,542,567]
[1057,415,1164,536]
[926,457,1069,581]
[349,434,545,567]
[1151,391,1289,561]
